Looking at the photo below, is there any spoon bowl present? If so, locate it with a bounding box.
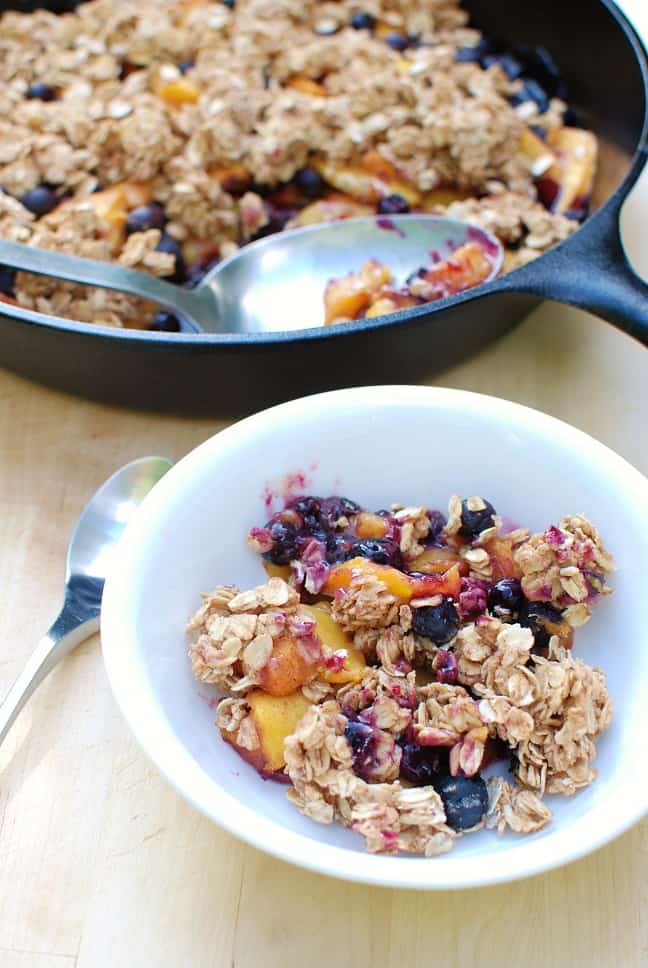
[0,216,502,335]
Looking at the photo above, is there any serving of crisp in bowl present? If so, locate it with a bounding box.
[101,386,648,888]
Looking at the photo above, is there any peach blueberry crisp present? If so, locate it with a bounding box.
[1,0,595,330]
[187,492,614,856]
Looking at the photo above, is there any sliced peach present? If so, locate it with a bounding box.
[544,127,597,213]
[262,562,292,582]
[355,512,389,539]
[120,182,154,209]
[258,633,323,697]
[289,193,373,227]
[519,127,556,177]
[409,546,468,576]
[304,604,367,685]
[247,689,313,773]
[365,291,420,318]
[361,149,421,205]
[421,187,472,209]
[324,258,393,324]
[286,76,327,97]
[420,241,494,297]
[157,77,200,106]
[323,557,461,602]
[314,161,383,204]
[209,163,252,193]
[483,537,520,580]
[409,564,461,601]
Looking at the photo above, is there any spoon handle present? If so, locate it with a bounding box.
[0,599,98,746]
[0,239,217,333]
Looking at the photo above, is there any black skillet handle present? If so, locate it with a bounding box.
[495,201,648,346]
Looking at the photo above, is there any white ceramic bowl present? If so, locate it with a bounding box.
[101,386,648,889]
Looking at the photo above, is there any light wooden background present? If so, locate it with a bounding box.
[1,2,647,965]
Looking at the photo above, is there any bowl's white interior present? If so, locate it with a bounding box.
[101,386,648,889]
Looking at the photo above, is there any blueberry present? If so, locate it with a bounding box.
[385,31,409,52]
[0,266,16,297]
[481,54,523,80]
[178,61,195,75]
[294,166,326,198]
[426,510,447,544]
[222,0,235,7]
[349,538,403,568]
[377,193,410,215]
[26,82,57,102]
[433,774,488,830]
[514,45,566,99]
[151,310,180,332]
[326,532,353,564]
[488,577,522,617]
[350,11,375,30]
[344,721,398,782]
[400,742,448,786]
[155,232,185,282]
[262,519,300,565]
[319,495,360,526]
[125,203,166,235]
[518,599,570,653]
[411,598,459,644]
[455,40,490,63]
[291,496,323,532]
[458,497,496,538]
[183,256,219,288]
[509,79,550,114]
[20,186,58,217]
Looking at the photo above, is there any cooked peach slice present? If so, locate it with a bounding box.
[324,258,393,324]
[419,241,494,298]
[247,690,312,773]
[289,193,373,227]
[304,604,367,684]
[156,77,200,106]
[286,76,327,96]
[365,292,420,319]
[543,127,597,213]
[421,187,472,209]
[262,562,292,582]
[355,512,389,539]
[119,182,154,209]
[483,537,520,580]
[409,546,468,576]
[209,163,252,193]
[258,633,323,697]
[315,157,421,207]
[323,557,461,602]
[519,127,556,177]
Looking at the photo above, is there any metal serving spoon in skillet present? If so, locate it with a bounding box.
[0,216,502,334]
[0,456,172,746]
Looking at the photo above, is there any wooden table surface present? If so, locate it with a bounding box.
[1,5,647,966]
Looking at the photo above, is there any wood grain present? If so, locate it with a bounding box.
[0,2,647,963]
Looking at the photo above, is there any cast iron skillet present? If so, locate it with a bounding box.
[0,0,647,415]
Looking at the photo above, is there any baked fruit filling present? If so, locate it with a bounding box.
[188,492,615,856]
[1,0,596,330]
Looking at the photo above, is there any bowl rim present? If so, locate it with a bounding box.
[101,385,648,889]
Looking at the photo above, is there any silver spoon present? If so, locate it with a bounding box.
[0,215,502,334]
[0,456,172,746]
